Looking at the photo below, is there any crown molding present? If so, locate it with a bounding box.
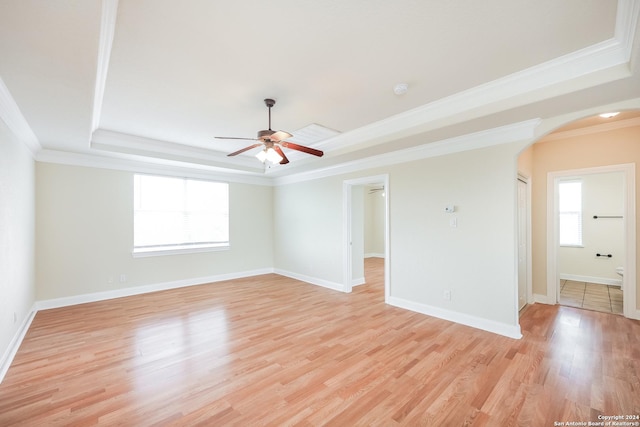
[38,118,540,187]
[305,0,637,162]
[616,0,640,61]
[0,76,41,156]
[273,119,541,186]
[539,116,640,142]
[91,128,265,174]
[36,149,273,186]
[91,0,119,132]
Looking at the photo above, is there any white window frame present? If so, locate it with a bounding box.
[558,180,583,247]
[133,174,229,257]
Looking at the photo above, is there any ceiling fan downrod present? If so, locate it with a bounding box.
[265,98,275,131]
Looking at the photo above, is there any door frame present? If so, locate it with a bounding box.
[517,174,533,311]
[343,174,390,300]
[546,163,637,318]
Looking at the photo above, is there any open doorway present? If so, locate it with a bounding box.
[548,164,634,316]
[343,175,389,300]
[519,110,638,320]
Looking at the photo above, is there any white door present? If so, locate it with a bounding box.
[517,178,528,310]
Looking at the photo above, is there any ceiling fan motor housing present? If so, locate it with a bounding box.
[258,129,275,139]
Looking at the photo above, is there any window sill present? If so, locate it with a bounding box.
[559,244,584,248]
[133,244,230,258]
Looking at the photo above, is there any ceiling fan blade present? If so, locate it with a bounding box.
[227,143,263,156]
[273,145,289,164]
[215,136,259,141]
[270,130,293,142]
[280,141,324,157]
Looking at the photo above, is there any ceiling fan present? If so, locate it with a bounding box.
[215,99,324,165]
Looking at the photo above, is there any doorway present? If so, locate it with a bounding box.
[343,174,390,300]
[517,175,530,311]
[547,164,636,317]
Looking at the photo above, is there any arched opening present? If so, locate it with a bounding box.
[517,110,639,319]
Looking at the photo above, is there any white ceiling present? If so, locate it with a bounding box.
[0,0,639,180]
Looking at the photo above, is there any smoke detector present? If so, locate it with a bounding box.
[393,83,408,95]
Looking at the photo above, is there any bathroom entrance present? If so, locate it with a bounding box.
[548,163,635,317]
[556,170,625,314]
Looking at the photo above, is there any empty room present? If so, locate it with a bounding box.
[1,1,640,425]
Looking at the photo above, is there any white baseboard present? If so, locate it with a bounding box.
[352,277,366,287]
[533,293,555,304]
[0,305,37,384]
[364,253,385,258]
[274,269,345,292]
[387,296,522,339]
[34,268,274,311]
[559,273,622,287]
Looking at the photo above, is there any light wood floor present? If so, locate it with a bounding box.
[1,258,639,426]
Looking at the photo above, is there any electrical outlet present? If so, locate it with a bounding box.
[443,290,451,301]
[119,274,127,283]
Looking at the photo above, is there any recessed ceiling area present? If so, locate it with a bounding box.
[0,0,638,179]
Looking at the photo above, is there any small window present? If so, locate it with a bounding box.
[558,180,582,246]
[133,174,229,256]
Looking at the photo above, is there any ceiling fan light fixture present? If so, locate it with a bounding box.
[266,147,283,164]
[256,149,267,162]
[256,147,283,164]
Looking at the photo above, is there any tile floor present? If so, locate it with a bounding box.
[559,280,623,314]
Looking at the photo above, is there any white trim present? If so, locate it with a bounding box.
[534,293,554,305]
[132,244,230,258]
[274,269,344,292]
[34,268,273,311]
[275,119,541,186]
[387,296,522,339]
[516,174,533,313]
[547,163,637,319]
[364,253,385,259]
[91,129,264,174]
[0,76,40,155]
[0,306,37,384]
[352,277,366,287]
[91,0,119,132]
[616,0,640,61]
[540,117,640,142]
[559,274,622,287]
[36,149,273,186]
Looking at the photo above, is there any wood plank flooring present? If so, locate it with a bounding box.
[1,258,639,426]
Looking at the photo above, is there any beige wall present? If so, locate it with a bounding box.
[364,190,385,256]
[0,120,35,365]
[528,125,640,309]
[273,176,344,284]
[36,163,274,300]
[274,141,526,331]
